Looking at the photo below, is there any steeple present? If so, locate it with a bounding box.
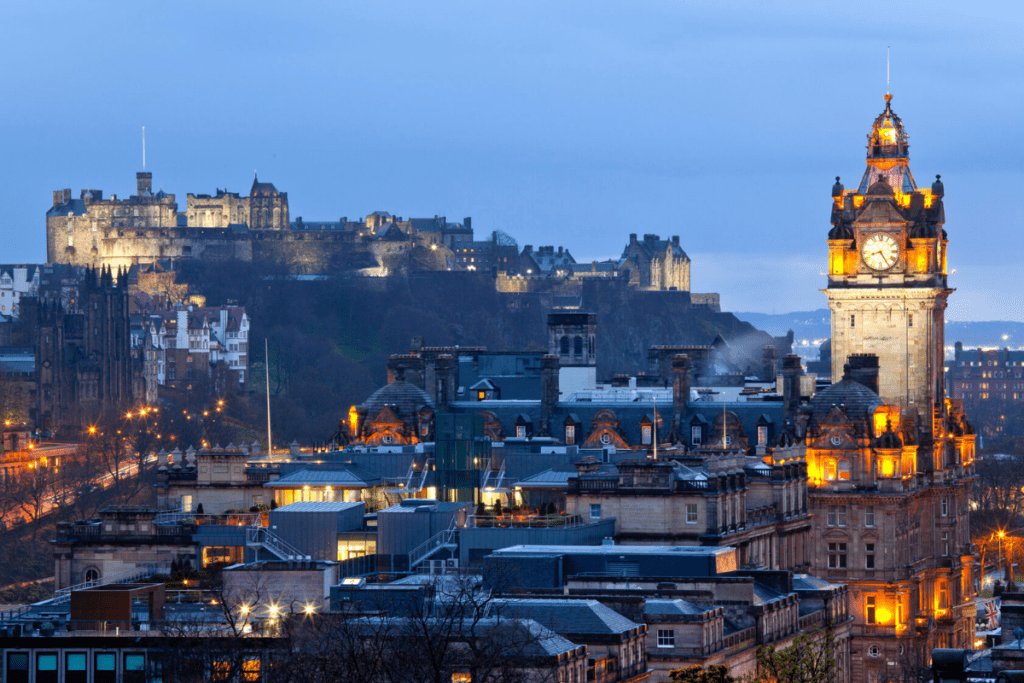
[857,93,916,194]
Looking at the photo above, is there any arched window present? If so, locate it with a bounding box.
[824,459,837,480]
[84,568,99,583]
[838,460,851,480]
[559,336,569,355]
[573,336,583,356]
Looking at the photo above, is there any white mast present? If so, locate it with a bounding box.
[265,338,272,455]
[652,396,658,460]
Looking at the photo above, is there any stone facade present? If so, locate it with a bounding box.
[805,94,977,683]
[622,233,690,292]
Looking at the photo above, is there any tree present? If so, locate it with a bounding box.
[0,374,29,454]
[750,628,839,683]
[671,665,735,683]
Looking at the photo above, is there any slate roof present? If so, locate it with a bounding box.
[644,598,710,617]
[493,598,640,636]
[270,501,364,513]
[264,467,380,488]
[808,377,882,428]
[361,380,434,418]
[518,468,576,489]
[46,199,88,217]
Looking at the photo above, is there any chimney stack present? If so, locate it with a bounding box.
[540,355,560,437]
[62,189,72,204]
[847,353,880,395]
[781,354,804,422]
[671,354,691,428]
[53,191,63,207]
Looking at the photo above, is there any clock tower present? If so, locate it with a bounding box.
[825,94,950,438]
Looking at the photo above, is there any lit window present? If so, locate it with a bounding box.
[838,460,851,480]
[641,424,652,445]
[757,425,768,445]
[657,629,675,647]
[825,459,837,480]
[866,596,876,624]
[565,425,575,445]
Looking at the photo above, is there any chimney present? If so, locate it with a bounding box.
[540,355,560,437]
[761,345,779,382]
[629,233,637,244]
[672,235,680,247]
[463,217,472,231]
[137,172,153,195]
[671,354,691,427]
[781,354,804,422]
[52,191,63,207]
[847,353,880,395]
[62,189,72,204]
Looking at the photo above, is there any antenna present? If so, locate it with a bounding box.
[142,126,146,171]
[886,46,890,94]
[652,395,658,461]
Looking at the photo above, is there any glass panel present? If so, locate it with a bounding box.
[125,654,145,670]
[96,653,117,670]
[67,654,87,671]
[37,655,57,670]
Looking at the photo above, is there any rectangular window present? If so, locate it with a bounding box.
[865,506,875,527]
[942,531,949,556]
[866,543,875,569]
[828,542,847,569]
[851,314,855,328]
[124,654,146,683]
[590,504,601,520]
[36,654,58,683]
[939,582,949,609]
[757,425,768,445]
[7,653,29,683]
[866,596,876,624]
[838,507,847,527]
[691,426,702,446]
[66,653,88,683]
[565,425,575,445]
[181,495,193,513]
[827,506,836,527]
[908,314,913,328]
[686,503,698,524]
[941,498,948,516]
[642,424,652,445]
[657,629,676,648]
[95,653,117,683]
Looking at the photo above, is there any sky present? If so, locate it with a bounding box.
[1,1,1022,320]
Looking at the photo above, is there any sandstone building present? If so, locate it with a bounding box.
[801,94,977,682]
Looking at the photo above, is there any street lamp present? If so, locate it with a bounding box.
[999,530,1006,582]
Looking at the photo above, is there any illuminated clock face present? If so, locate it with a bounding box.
[862,233,900,271]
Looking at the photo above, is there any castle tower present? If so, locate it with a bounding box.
[825,93,950,434]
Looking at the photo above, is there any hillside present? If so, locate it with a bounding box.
[176,262,787,442]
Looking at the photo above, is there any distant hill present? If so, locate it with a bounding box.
[735,309,1024,357]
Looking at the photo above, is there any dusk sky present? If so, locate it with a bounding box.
[2,1,1021,321]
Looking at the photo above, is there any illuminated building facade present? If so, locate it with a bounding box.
[803,94,977,682]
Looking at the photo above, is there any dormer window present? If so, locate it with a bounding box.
[641,424,652,445]
[691,426,702,446]
[565,424,575,445]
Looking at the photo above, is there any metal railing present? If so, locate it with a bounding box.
[468,514,586,529]
[246,527,308,561]
[51,563,168,605]
[407,522,459,570]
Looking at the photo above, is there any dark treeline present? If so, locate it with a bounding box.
[176,261,785,445]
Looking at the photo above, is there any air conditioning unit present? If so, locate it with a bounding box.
[446,559,459,568]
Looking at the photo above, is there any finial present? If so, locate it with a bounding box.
[835,176,840,182]
[884,93,893,103]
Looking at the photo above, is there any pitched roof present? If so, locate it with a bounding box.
[493,598,640,636]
